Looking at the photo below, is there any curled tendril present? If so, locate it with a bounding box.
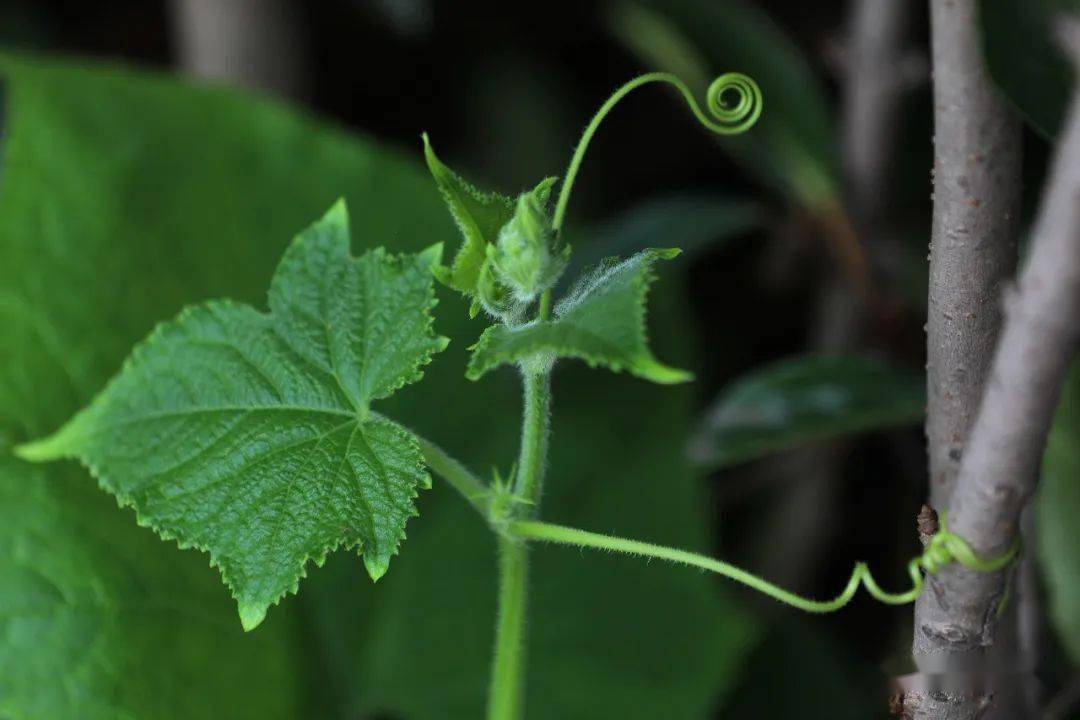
[510,511,1021,615]
[705,72,763,134]
[552,71,763,233]
[849,512,1021,609]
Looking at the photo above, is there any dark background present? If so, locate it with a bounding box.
[0,1,1066,718]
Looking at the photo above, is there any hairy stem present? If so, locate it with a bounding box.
[538,290,552,322]
[512,519,867,611]
[487,367,552,719]
[509,518,1015,613]
[514,370,551,506]
[415,435,490,516]
[488,535,529,720]
[908,16,1080,720]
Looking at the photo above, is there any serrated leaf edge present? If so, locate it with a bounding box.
[421,133,515,294]
[465,248,691,384]
[16,302,435,632]
[17,204,447,630]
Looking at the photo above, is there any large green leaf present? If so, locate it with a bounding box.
[979,0,1076,139]
[608,0,838,206]
[18,204,448,631]
[0,53,390,719]
[689,356,926,469]
[0,453,299,720]
[0,54,755,718]
[468,248,692,384]
[1039,361,1080,664]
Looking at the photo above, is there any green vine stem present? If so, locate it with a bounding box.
[485,69,759,720]
[414,434,491,515]
[489,534,529,720]
[507,516,1020,612]
[551,71,763,234]
[513,370,552,507]
[488,367,552,720]
[412,439,1021,616]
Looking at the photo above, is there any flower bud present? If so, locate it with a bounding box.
[487,178,567,304]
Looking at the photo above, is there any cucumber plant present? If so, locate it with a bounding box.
[14,70,1013,719]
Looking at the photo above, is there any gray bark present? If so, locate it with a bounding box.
[169,0,308,100]
[842,0,909,235]
[908,18,1080,720]
[924,0,1022,512]
[915,0,1023,715]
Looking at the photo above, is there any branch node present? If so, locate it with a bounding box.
[917,504,940,544]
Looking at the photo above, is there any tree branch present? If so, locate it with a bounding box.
[914,0,1023,715]
[908,17,1080,719]
[841,0,910,236]
[924,0,1022,512]
[169,0,309,100]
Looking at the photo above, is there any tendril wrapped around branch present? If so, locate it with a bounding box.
[552,71,763,233]
[508,512,1020,613]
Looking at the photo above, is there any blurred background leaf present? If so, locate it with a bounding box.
[0,455,300,720]
[978,0,1076,139]
[568,194,761,276]
[1039,361,1080,666]
[689,356,925,470]
[0,54,757,719]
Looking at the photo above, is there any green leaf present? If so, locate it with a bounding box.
[0,454,301,720]
[467,248,692,383]
[422,132,517,295]
[1,53,754,719]
[0,51,402,717]
[689,356,925,469]
[17,201,448,631]
[608,0,838,206]
[1039,360,1080,664]
[423,132,565,318]
[979,0,1076,139]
